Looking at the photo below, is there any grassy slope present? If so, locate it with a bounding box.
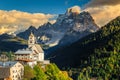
[0,34,27,52]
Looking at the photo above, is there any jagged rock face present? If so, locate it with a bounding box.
[58,12,99,46]
[17,9,99,47]
[17,26,37,40]
[36,22,53,43]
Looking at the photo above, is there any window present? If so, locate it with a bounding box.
[30,37,32,39]
[30,41,32,43]
[18,65,21,67]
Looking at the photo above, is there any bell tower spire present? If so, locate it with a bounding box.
[28,32,36,48]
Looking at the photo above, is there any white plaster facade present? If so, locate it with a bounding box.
[14,32,48,67]
[0,61,24,80]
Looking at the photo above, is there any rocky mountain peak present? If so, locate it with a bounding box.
[17,8,99,47]
[28,26,37,31]
[65,6,80,16]
[44,22,52,27]
[37,22,52,31]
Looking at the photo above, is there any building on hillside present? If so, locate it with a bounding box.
[14,32,50,67]
[0,54,8,62]
[0,61,24,80]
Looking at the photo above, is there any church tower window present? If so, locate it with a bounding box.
[28,32,36,48]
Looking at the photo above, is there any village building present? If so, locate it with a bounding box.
[0,61,24,80]
[14,32,50,67]
[0,54,8,62]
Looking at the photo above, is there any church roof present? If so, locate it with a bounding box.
[15,49,33,54]
[34,44,44,53]
[15,44,44,55]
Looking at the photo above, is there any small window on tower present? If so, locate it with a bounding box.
[30,41,32,43]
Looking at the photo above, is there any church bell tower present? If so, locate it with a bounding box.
[28,32,36,48]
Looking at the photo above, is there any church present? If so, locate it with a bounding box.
[14,32,49,67]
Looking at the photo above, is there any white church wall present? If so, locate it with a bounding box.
[27,61,37,68]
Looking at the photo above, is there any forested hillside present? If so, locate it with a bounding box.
[48,16,120,79]
[24,63,72,80]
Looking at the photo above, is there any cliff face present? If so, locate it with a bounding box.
[17,8,99,47]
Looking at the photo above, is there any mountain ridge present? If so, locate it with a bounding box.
[17,10,99,47]
[47,16,120,69]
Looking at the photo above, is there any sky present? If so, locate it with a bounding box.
[0,0,89,14]
[0,0,120,34]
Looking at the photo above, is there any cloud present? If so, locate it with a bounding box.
[0,3,120,34]
[69,5,120,27]
[85,0,120,8]
[0,10,56,34]
[49,20,56,24]
[69,6,81,13]
[0,25,16,34]
[84,0,120,26]
[0,27,10,34]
